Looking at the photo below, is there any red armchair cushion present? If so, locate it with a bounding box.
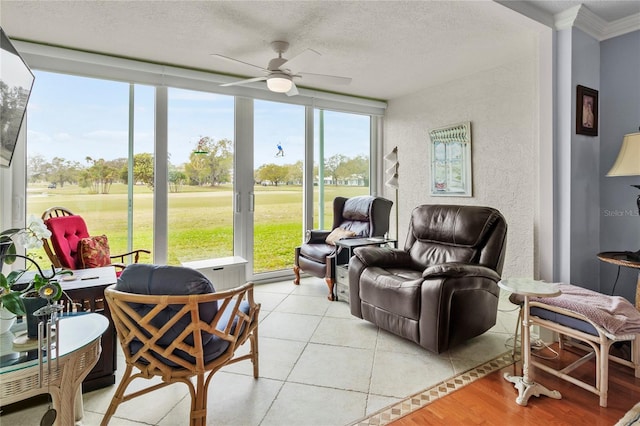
[78,235,112,269]
[45,215,90,269]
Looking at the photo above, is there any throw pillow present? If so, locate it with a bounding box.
[325,227,356,246]
[78,235,112,268]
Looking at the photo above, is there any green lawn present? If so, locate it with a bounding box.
[27,183,368,273]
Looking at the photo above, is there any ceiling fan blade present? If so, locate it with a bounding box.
[298,72,352,85]
[210,54,268,73]
[279,48,320,74]
[220,76,267,87]
[285,81,299,97]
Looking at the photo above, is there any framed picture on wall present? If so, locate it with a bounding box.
[576,85,598,136]
[429,122,472,197]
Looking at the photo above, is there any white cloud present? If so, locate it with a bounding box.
[82,130,128,141]
[26,130,52,144]
[53,132,72,142]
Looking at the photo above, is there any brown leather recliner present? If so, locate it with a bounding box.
[294,195,393,301]
[349,204,507,353]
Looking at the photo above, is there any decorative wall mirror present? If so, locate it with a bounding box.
[429,121,472,197]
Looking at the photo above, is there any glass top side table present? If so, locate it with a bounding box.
[0,313,108,425]
[498,278,562,406]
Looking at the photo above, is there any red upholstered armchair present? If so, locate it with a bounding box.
[41,207,150,273]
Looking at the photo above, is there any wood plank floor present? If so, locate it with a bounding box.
[391,343,640,425]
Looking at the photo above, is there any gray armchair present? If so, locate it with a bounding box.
[293,195,393,300]
[349,204,507,353]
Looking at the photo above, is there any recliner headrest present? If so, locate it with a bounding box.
[410,205,501,247]
[342,196,374,221]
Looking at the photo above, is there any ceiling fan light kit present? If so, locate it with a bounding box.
[212,40,351,96]
[266,73,293,93]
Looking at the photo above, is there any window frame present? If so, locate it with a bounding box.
[5,41,386,281]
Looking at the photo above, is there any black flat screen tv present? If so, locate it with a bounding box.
[0,26,35,168]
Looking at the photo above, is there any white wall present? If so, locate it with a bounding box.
[384,55,537,279]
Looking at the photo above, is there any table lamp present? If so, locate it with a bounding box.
[606,131,640,260]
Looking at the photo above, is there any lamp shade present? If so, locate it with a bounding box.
[267,74,293,93]
[385,164,397,176]
[607,132,640,177]
[384,147,398,163]
[385,173,399,189]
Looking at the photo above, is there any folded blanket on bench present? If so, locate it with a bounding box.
[528,284,640,335]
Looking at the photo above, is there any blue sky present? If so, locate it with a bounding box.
[27,71,370,169]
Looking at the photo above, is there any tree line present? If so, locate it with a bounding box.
[27,136,369,193]
[254,154,369,187]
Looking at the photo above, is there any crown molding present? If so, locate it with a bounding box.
[554,5,583,31]
[555,4,640,41]
[499,2,640,41]
[604,13,640,41]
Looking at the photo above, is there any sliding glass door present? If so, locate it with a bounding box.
[22,69,376,280]
[252,100,305,274]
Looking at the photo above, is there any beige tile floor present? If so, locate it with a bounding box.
[0,277,519,426]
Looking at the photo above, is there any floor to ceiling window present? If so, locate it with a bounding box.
[25,71,153,262]
[167,89,235,265]
[314,109,371,229]
[14,43,384,280]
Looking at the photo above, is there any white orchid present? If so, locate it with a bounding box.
[0,215,57,316]
[12,215,52,250]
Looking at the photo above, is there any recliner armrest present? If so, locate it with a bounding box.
[353,246,413,268]
[305,229,331,244]
[422,262,501,281]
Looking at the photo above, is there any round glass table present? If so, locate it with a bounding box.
[499,278,563,406]
[0,312,108,425]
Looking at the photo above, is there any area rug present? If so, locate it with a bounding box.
[616,402,640,426]
[350,351,515,426]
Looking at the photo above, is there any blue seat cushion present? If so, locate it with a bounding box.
[115,263,218,348]
[531,306,598,336]
[130,300,250,367]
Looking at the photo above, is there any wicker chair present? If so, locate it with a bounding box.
[101,265,260,426]
[41,206,150,272]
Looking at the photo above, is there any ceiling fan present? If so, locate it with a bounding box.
[212,41,352,96]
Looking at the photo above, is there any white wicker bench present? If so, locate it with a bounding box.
[524,301,640,407]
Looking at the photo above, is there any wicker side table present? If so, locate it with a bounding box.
[597,251,640,309]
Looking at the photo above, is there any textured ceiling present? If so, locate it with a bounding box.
[0,1,637,100]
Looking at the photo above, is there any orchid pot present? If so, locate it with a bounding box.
[0,305,16,334]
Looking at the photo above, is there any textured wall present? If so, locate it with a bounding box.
[384,56,537,279]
